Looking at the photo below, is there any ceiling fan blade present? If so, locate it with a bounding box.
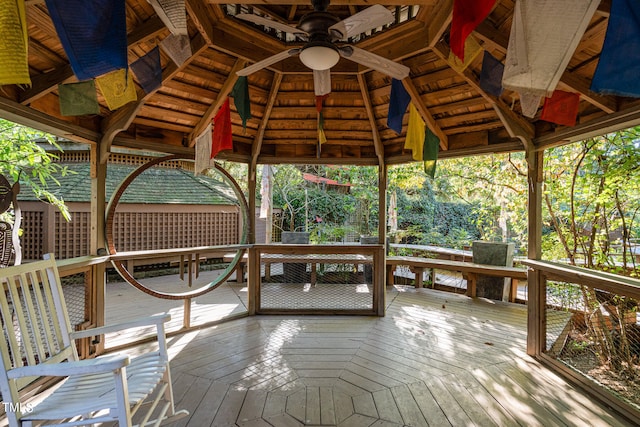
[236,13,308,38]
[329,5,394,40]
[313,69,331,96]
[339,46,410,80]
[236,49,300,76]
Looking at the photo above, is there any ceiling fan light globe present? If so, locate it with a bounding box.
[299,45,340,70]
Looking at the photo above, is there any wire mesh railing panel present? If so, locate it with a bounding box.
[258,253,375,312]
[544,280,640,410]
[60,273,88,329]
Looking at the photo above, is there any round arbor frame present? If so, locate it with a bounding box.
[105,155,249,299]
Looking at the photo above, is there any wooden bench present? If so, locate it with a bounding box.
[386,255,528,302]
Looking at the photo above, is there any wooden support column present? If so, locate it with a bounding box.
[378,164,387,245]
[90,145,107,353]
[378,164,387,313]
[527,149,545,356]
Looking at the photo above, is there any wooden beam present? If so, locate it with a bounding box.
[19,16,166,105]
[251,73,283,168]
[0,96,99,143]
[99,34,209,163]
[189,59,247,144]
[185,0,217,45]
[533,106,640,150]
[357,74,385,166]
[401,78,449,150]
[432,42,534,146]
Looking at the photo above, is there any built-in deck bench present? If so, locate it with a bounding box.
[386,255,528,302]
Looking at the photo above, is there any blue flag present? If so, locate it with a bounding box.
[591,0,640,97]
[480,51,504,97]
[131,47,162,94]
[45,0,127,80]
[387,78,411,133]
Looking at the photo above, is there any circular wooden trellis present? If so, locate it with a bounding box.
[105,155,249,299]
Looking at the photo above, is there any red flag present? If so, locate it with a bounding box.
[450,0,495,60]
[315,94,329,112]
[540,90,580,127]
[211,97,233,158]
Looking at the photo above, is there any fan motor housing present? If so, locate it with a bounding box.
[299,11,340,43]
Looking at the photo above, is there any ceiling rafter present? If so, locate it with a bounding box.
[401,77,449,150]
[432,42,534,144]
[189,58,247,145]
[357,74,385,166]
[100,34,209,163]
[185,0,218,45]
[251,73,283,168]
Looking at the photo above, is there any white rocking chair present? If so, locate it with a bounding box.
[0,254,188,426]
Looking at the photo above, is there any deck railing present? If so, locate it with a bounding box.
[248,244,386,315]
[523,260,640,421]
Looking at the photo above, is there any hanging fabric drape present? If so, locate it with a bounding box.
[194,123,213,175]
[502,0,600,96]
[0,0,30,85]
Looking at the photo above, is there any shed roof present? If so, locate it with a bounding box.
[18,163,238,205]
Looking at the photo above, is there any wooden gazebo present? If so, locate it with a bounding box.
[2,0,640,423]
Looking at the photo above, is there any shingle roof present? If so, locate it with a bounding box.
[18,163,238,205]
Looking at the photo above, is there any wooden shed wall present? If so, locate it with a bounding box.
[19,202,240,260]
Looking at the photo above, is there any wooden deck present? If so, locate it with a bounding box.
[104,283,631,427]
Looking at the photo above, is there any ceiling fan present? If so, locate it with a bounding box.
[235,0,410,96]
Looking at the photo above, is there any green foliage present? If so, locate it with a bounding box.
[544,129,640,270]
[0,120,71,220]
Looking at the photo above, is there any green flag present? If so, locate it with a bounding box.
[58,80,100,116]
[231,76,251,130]
[423,127,440,178]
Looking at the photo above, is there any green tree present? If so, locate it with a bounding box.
[0,120,71,221]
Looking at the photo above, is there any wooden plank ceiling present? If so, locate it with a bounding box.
[2,0,640,166]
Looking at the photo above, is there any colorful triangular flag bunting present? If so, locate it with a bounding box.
[58,80,100,116]
[448,35,483,73]
[195,123,213,175]
[450,0,495,61]
[95,69,137,110]
[318,110,327,145]
[387,78,411,134]
[147,0,187,36]
[131,46,162,94]
[479,51,504,97]
[502,0,600,96]
[423,127,440,178]
[591,0,640,97]
[160,34,192,67]
[0,0,30,85]
[405,104,425,161]
[540,90,580,127]
[211,98,233,158]
[45,0,127,80]
[231,76,251,130]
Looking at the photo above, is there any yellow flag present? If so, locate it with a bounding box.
[404,104,425,161]
[96,69,137,110]
[0,0,30,85]
[448,35,483,73]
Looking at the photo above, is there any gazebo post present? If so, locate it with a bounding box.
[90,144,108,353]
[526,149,544,356]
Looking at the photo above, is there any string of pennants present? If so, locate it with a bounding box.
[2,0,640,169]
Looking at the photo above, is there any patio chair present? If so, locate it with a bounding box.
[0,254,188,426]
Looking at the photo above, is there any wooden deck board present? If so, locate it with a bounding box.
[4,282,634,427]
[147,286,634,426]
